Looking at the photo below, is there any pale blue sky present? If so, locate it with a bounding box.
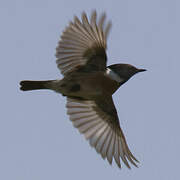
[0,0,180,179]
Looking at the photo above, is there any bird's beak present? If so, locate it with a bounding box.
[137,68,147,73]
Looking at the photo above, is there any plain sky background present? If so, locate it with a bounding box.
[1,0,180,179]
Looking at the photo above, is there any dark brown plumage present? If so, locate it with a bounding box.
[20,11,146,169]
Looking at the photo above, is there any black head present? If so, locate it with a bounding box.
[107,63,146,82]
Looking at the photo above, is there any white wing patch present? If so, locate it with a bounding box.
[66,97,138,168]
[56,11,112,75]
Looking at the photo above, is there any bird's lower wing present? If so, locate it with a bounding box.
[66,97,138,168]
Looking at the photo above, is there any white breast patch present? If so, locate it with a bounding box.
[105,68,124,83]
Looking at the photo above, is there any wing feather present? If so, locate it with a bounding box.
[66,97,138,168]
[56,11,111,75]
[114,133,121,168]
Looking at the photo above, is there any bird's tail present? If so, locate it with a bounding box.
[20,80,53,91]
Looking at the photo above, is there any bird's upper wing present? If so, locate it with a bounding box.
[66,96,138,168]
[56,11,111,75]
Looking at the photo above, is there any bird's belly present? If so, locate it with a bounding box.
[67,80,103,99]
[55,72,119,99]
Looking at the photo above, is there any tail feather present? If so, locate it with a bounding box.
[20,80,51,91]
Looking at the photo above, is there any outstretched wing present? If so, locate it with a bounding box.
[56,11,111,75]
[66,96,139,168]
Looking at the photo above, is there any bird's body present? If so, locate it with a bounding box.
[20,11,146,169]
[52,70,120,98]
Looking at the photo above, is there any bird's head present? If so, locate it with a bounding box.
[106,63,146,84]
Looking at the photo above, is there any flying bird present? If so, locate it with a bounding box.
[20,11,146,169]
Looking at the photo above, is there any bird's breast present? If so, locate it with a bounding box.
[55,72,120,99]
